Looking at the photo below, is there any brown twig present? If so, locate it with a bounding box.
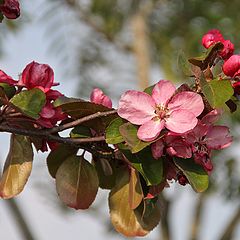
[47,109,117,134]
[0,124,105,145]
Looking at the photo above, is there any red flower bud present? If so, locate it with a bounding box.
[0,0,20,19]
[202,29,234,60]
[19,61,57,92]
[222,55,240,78]
[232,81,240,95]
[219,40,234,60]
[202,29,224,48]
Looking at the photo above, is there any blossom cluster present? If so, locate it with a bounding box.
[116,80,232,184]
[0,0,20,20]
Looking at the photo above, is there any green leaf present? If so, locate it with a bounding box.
[106,117,125,144]
[129,168,143,209]
[54,96,117,131]
[144,84,155,95]
[70,125,92,138]
[173,157,209,193]
[0,83,16,99]
[0,13,3,22]
[47,144,78,178]
[121,148,163,186]
[0,134,33,199]
[119,123,152,153]
[200,76,234,108]
[109,168,150,237]
[10,89,46,119]
[188,42,224,70]
[56,155,99,209]
[134,197,161,231]
[177,50,192,76]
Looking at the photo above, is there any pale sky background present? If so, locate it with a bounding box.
[0,1,239,240]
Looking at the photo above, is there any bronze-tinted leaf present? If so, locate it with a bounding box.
[0,134,33,199]
[129,168,143,209]
[47,144,78,178]
[56,155,99,210]
[54,97,117,131]
[109,168,159,237]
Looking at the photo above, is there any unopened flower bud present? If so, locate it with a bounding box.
[0,0,20,19]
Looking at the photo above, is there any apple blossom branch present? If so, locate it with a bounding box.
[47,109,117,134]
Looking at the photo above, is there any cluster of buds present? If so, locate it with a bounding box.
[202,29,240,95]
[0,0,20,20]
[0,61,67,151]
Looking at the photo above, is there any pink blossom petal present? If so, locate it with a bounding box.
[40,103,56,119]
[137,119,164,141]
[206,126,232,149]
[118,90,156,125]
[168,91,204,117]
[0,70,17,85]
[152,80,176,106]
[90,88,112,108]
[201,109,221,125]
[165,136,192,159]
[165,109,198,133]
[151,139,164,159]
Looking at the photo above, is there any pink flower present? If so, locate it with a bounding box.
[118,80,204,141]
[202,29,224,48]
[223,55,240,78]
[202,29,234,60]
[37,102,67,128]
[0,0,20,19]
[0,70,17,85]
[19,61,58,93]
[186,123,232,172]
[90,88,112,108]
[151,133,192,160]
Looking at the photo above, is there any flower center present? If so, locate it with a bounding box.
[155,105,168,119]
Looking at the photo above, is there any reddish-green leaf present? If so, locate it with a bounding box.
[47,144,78,178]
[0,134,33,199]
[56,156,99,210]
[54,96,117,131]
[93,158,116,190]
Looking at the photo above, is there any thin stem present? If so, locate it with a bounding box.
[0,124,105,145]
[47,109,117,134]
